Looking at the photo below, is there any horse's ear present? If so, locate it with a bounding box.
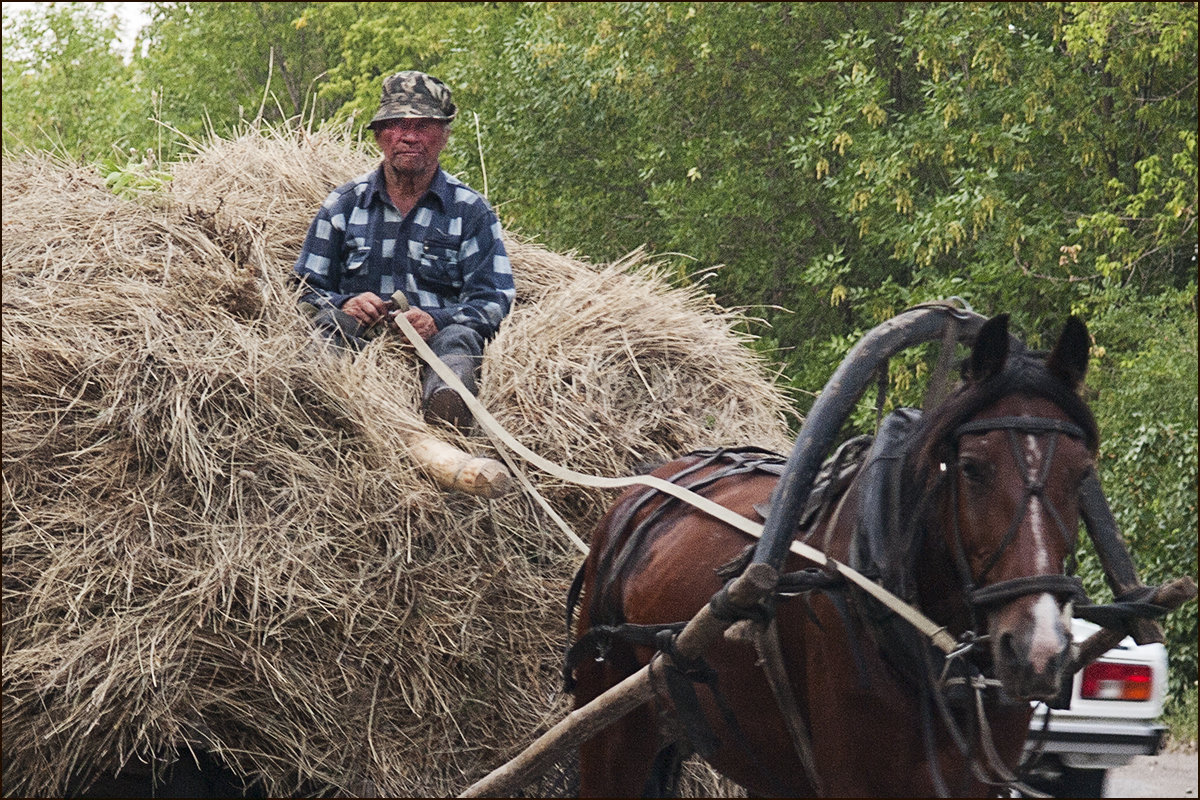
[1046,316,1090,390]
[966,314,1010,383]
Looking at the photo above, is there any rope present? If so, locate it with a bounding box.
[391,312,960,652]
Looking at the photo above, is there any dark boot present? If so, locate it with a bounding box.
[421,324,485,430]
[422,354,478,430]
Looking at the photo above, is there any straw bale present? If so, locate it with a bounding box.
[2,129,793,796]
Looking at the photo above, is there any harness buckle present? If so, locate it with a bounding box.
[946,631,985,661]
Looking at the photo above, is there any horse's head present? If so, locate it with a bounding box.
[915,314,1098,701]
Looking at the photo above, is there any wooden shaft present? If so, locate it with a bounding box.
[1072,576,1197,670]
[459,662,656,798]
[459,564,779,798]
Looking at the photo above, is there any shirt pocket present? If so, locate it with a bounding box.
[417,234,463,289]
[344,244,372,274]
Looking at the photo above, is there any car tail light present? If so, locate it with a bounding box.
[1080,661,1153,701]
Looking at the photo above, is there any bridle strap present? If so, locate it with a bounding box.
[948,414,1088,609]
[970,575,1086,608]
[954,416,1086,440]
[973,427,1063,583]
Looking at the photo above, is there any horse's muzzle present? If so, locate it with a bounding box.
[991,594,1073,701]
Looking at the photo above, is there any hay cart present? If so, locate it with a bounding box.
[457,302,1196,798]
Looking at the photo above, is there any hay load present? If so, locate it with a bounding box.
[2,130,794,796]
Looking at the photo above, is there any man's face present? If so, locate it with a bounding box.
[374,118,450,179]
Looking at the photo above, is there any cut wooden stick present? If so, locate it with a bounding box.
[1073,576,1197,671]
[406,435,511,498]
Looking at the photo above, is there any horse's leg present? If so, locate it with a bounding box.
[643,742,685,797]
[577,699,665,797]
[575,648,664,798]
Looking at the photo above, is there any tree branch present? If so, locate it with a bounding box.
[1012,240,1102,284]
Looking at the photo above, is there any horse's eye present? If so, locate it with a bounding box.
[959,457,990,485]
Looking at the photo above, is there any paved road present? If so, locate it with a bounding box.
[1108,751,1197,797]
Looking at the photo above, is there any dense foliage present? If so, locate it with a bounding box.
[2,3,150,160]
[4,0,1196,715]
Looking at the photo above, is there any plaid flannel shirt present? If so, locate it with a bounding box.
[293,165,514,339]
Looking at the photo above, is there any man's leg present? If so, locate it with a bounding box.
[422,324,485,429]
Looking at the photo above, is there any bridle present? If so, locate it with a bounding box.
[910,413,1092,796]
[944,415,1090,631]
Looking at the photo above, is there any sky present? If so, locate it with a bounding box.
[2,1,151,59]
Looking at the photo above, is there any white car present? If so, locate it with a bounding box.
[1022,618,1169,797]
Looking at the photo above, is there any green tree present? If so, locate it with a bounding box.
[783,2,1196,345]
[135,2,336,145]
[444,3,1195,396]
[1062,2,1198,290]
[2,2,148,160]
[446,3,878,382]
[1084,287,1199,711]
[301,2,481,135]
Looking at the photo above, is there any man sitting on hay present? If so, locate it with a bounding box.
[293,70,514,430]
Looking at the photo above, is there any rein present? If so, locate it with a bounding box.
[392,309,961,654]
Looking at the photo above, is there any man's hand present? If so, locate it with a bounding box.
[341,292,390,326]
[395,307,439,341]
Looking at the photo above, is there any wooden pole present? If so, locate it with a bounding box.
[459,563,779,798]
[1072,576,1196,670]
[405,435,511,498]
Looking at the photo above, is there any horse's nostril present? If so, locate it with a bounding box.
[999,631,1020,663]
[1047,646,1068,678]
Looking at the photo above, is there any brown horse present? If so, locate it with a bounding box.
[568,314,1099,797]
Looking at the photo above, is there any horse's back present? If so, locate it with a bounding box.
[580,450,783,635]
[572,449,920,796]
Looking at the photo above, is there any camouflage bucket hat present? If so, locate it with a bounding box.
[368,71,457,127]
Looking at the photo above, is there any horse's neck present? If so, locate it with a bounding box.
[819,482,859,563]
[830,468,973,633]
[913,507,974,635]
[887,460,975,634]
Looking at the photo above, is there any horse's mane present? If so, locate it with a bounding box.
[909,350,1099,480]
